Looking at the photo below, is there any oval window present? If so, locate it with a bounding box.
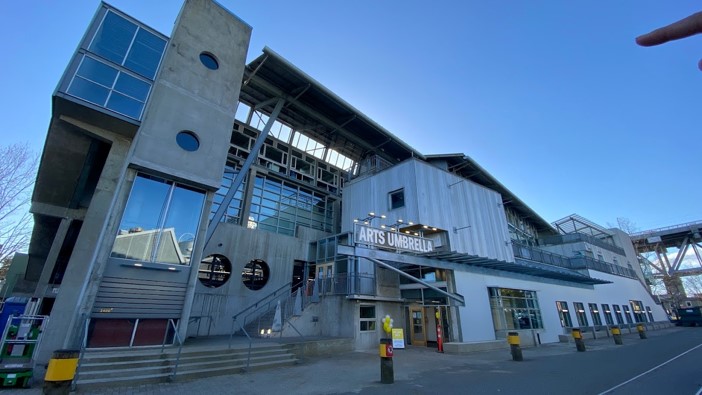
[198,254,232,288]
[242,259,270,291]
[199,52,219,70]
[176,131,200,152]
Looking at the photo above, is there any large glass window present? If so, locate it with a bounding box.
[589,303,602,326]
[602,304,614,326]
[646,306,655,323]
[89,10,166,79]
[556,301,572,327]
[247,174,335,235]
[389,189,405,210]
[210,164,246,225]
[67,55,151,119]
[488,288,543,331]
[574,302,588,327]
[111,174,205,265]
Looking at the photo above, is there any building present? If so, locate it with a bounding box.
[19,0,665,364]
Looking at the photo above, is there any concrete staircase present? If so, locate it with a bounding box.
[74,341,298,390]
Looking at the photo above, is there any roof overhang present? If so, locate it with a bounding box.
[425,153,556,235]
[240,47,423,165]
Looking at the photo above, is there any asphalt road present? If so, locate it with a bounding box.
[10,326,702,394]
[355,327,702,395]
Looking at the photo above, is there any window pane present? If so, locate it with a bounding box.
[360,306,375,319]
[77,56,119,87]
[67,77,110,106]
[106,91,144,119]
[90,11,137,64]
[161,185,205,265]
[111,176,170,260]
[124,28,166,79]
[114,73,150,101]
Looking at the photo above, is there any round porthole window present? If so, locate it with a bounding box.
[198,254,232,288]
[176,131,200,152]
[199,52,219,70]
[242,259,270,291]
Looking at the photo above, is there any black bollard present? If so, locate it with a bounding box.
[571,328,586,352]
[379,338,394,384]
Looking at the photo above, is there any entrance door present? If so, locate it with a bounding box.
[409,305,426,346]
[317,263,333,294]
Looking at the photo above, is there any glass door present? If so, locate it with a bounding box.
[409,305,426,346]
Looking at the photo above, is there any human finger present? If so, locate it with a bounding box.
[636,11,702,46]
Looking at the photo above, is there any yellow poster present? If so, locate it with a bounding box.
[391,328,405,349]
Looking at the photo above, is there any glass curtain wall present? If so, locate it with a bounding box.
[488,288,543,331]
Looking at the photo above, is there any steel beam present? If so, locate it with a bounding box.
[205,98,285,245]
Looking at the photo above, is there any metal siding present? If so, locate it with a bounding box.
[93,276,187,318]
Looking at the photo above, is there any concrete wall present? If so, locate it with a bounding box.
[130,0,251,190]
[190,223,311,335]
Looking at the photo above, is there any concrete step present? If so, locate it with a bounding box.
[74,343,297,390]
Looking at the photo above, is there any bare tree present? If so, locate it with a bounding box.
[0,143,37,263]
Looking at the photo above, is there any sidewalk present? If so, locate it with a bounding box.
[9,327,679,395]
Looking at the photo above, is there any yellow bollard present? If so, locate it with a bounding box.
[611,326,623,345]
[571,328,586,352]
[44,349,80,395]
[637,324,647,339]
[507,331,523,361]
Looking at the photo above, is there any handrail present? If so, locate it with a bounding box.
[232,281,293,322]
[71,315,90,392]
[165,318,184,380]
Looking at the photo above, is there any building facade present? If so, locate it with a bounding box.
[20,0,665,363]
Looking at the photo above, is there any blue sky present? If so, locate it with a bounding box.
[1,1,699,232]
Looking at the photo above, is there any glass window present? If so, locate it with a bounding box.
[198,254,231,288]
[630,300,647,323]
[556,301,572,327]
[89,10,166,79]
[602,304,614,326]
[389,189,405,210]
[622,305,633,324]
[488,287,543,331]
[125,29,167,79]
[360,305,376,332]
[588,303,602,326]
[176,131,200,152]
[646,306,655,323]
[574,302,588,327]
[67,55,151,119]
[242,259,270,291]
[111,174,205,265]
[89,11,137,64]
[613,304,624,325]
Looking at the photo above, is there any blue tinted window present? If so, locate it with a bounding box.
[114,73,149,101]
[176,131,200,152]
[67,77,110,106]
[199,52,219,70]
[125,29,166,79]
[90,11,137,64]
[76,57,119,87]
[106,92,144,119]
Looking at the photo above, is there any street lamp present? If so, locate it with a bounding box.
[353,212,386,225]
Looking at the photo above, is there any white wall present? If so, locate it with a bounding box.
[454,268,668,345]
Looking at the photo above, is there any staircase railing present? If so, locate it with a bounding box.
[71,314,90,391]
[163,318,184,380]
[228,280,311,369]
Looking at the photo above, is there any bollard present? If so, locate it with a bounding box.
[507,331,523,361]
[379,338,394,384]
[637,324,647,339]
[43,349,80,395]
[571,328,586,352]
[611,326,623,345]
